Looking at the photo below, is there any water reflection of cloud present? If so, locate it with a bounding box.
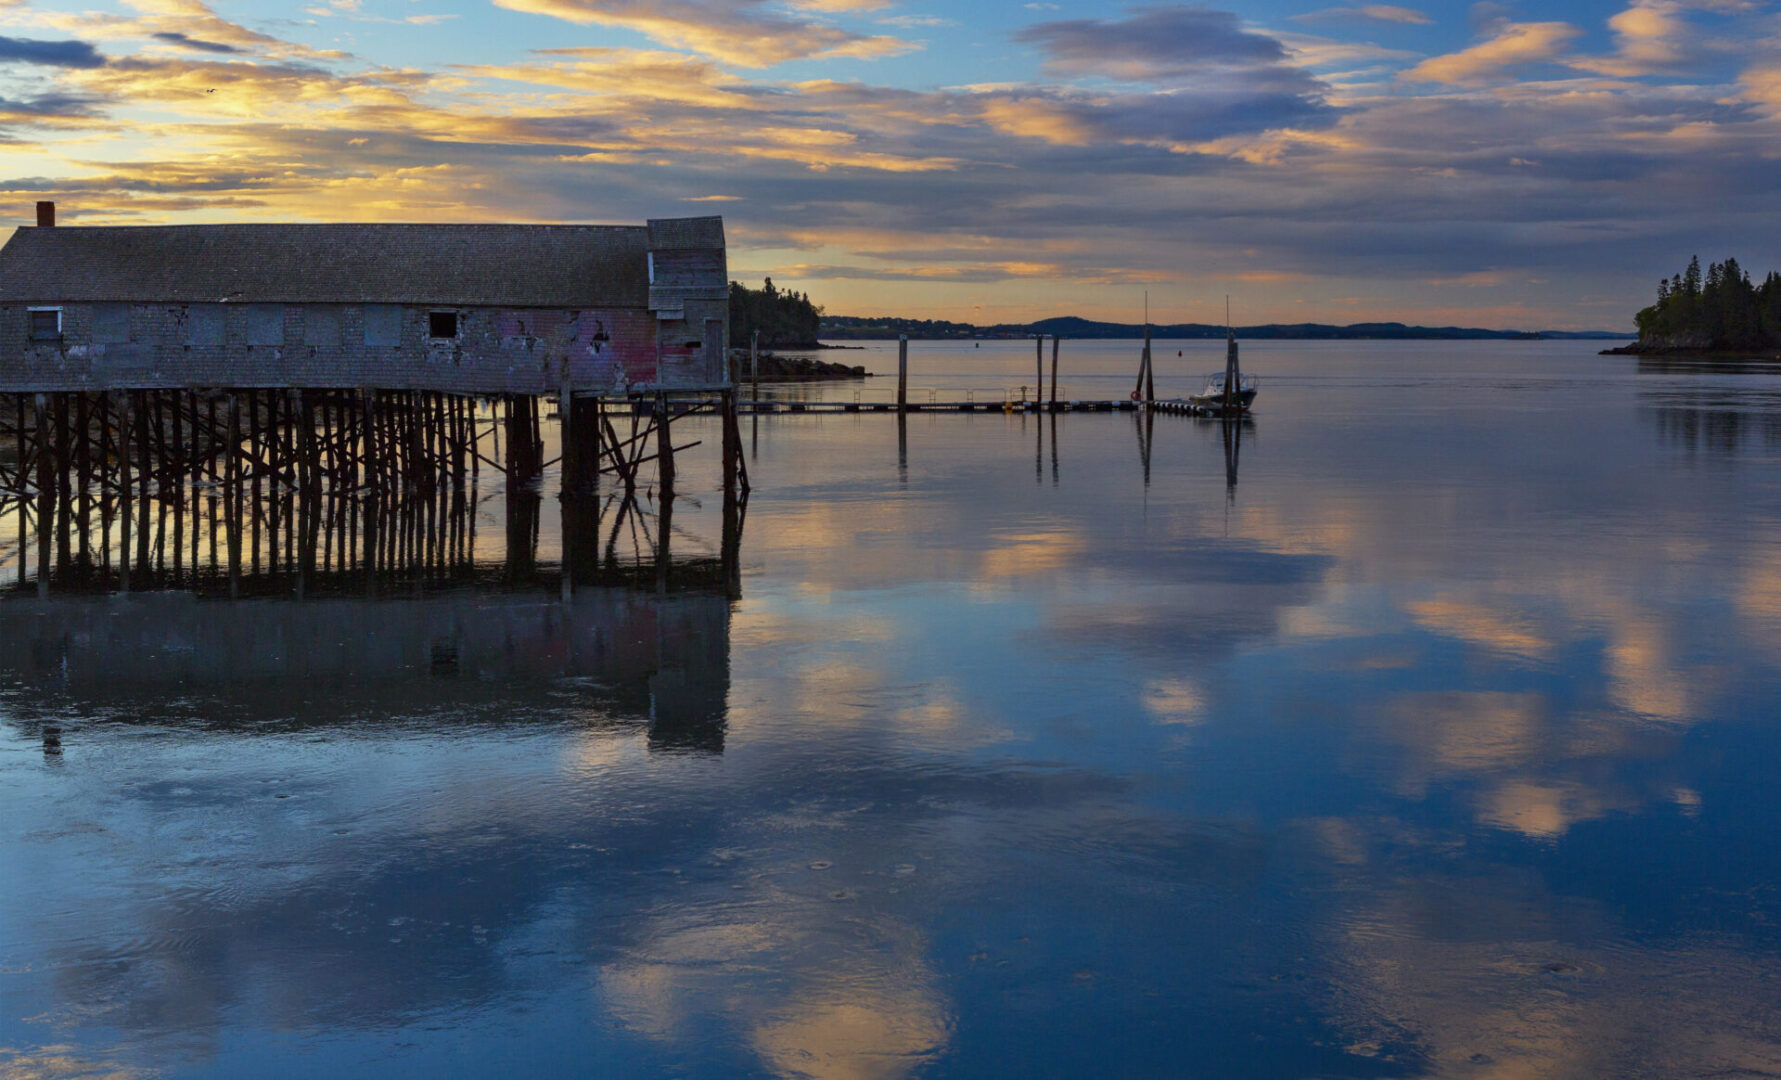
[1321,859,1781,1078]
[1383,692,1547,781]
[979,529,1086,579]
[597,896,950,1080]
[1141,678,1204,726]
[0,1045,147,1079]
[1477,779,1615,840]
[1408,596,1554,662]
[1601,611,1698,724]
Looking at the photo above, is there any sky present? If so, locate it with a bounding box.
[0,0,1777,329]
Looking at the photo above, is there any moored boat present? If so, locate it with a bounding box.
[1187,323,1257,413]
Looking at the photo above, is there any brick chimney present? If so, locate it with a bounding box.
[36,201,54,227]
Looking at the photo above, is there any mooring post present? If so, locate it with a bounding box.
[1035,336,1044,411]
[897,335,909,414]
[721,388,739,500]
[750,329,760,398]
[559,366,578,498]
[656,393,675,498]
[1143,323,1155,403]
[1051,335,1060,411]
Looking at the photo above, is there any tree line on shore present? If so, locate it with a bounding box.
[1637,256,1781,351]
[729,279,821,349]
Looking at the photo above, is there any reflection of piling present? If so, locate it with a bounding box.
[1050,411,1059,485]
[1222,415,1242,497]
[897,411,908,483]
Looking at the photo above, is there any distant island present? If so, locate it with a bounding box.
[1602,256,1781,358]
[731,278,822,349]
[728,279,866,380]
[821,314,1629,341]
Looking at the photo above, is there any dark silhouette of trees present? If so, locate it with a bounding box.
[1637,255,1781,350]
[730,278,822,348]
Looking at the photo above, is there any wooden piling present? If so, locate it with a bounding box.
[1050,335,1060,411]
[1143,324,1155,403]
[656,393,675,497]
[897,335,908,414]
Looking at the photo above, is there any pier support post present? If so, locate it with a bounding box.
[1144,324,1155,404]
[656,393,676,498]
[33,394,51,596]
[116,391,133,593]
[897,335,908,414]
[1035,336,1044,411]
[1050,335,1060,411]
[226,393,241,598]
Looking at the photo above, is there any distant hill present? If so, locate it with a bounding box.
[820,314,1630,341]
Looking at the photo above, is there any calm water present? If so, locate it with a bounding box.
[6,339,1781,1078]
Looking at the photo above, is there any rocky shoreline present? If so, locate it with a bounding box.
[1601,342,1781,359]
[728,351,871,381]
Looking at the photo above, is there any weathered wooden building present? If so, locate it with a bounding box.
[0,208,728,396]
[0,207,745,545]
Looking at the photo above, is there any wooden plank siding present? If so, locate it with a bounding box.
[0,216,729,396]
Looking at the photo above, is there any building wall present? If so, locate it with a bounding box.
[0,300,730,395]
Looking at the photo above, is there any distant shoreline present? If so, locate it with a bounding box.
[820,316,1631,342]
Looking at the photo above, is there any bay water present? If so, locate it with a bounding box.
[4,338,1780,1078]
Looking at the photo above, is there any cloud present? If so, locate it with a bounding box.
[150,30,241,53]
[1293,5,1433,24]
[1401,20,1583,84]
[1014,7,1291,82]
[0,92,104,117]
[0,35,107,68]
[2,0,1777,326]
[25,0,349,61]
[488,0,917,67]
[877,14,956,28]
[1569,0,1715,78]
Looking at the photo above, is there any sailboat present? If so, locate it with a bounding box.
[1188,301,1257,414]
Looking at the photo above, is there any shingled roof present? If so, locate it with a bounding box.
[0,221,722,307]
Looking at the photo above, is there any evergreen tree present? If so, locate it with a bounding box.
[730,279,823,348]
[1637,255,1781,351]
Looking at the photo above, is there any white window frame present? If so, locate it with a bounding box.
[27,306,62,341]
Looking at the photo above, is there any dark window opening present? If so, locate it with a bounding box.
[29,309,61,341]
[684,340,701,350]
[429,311,459,339]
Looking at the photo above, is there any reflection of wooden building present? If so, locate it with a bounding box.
[0,209,728,396]
[0,586,732,753]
